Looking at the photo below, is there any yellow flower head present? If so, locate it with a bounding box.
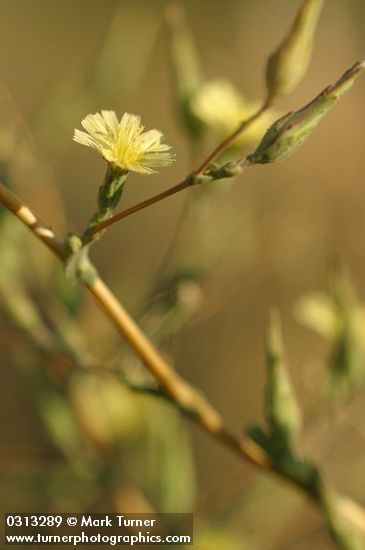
[73,111,174,174]
[190,79,277,148]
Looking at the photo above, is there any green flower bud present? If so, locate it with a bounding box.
[266,0,324,102]
[265,311,301,447]
[83,164,129,242]
[248,61,365,165]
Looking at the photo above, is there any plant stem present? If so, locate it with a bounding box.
[0,182,298,480]
[84,275,222,432]
[0,184,65,259]
[194,99,271,175]
[87,100,271,238]
[2,181,365,541]
[86,178,191,238]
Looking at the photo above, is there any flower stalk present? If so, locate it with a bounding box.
[82,165,128,243]
[1,180,365,548]
[73,110,174,243]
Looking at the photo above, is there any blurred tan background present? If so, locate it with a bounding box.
[1,1,365,548]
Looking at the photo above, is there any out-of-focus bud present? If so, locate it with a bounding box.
[265,310,301,447]
[248,61,365,165]
[266,0,324,102]
[165,1,203,137]
[296,269,365,399]
[71,373,144,452]
[294,292,338,339]
[165,5,279,147]
[190,79,278,149]
[329,271,365,399]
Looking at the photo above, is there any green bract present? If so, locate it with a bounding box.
[248,61,365,165]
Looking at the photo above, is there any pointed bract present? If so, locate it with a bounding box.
[248,61,365,165]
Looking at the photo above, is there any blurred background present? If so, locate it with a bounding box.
[1,0,365,548]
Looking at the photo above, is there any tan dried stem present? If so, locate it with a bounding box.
[2,181,365,548]
[0,181,311,489]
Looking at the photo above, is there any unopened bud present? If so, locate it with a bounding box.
[165,2,203,137]
[248,61,365,165]
[266,0,324,102]
[265,310,301,447]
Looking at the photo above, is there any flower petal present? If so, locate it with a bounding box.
[73,110,174,174]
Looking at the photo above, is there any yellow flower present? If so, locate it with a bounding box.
[190,79,277,148]
[73,111,174,174]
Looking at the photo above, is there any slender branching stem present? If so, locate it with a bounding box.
[3,180,365,549]
[194,98,271,175]
[86,178,191,237]
[87,100,271,238]
[0,184,65,259]
[0,181,322,493]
